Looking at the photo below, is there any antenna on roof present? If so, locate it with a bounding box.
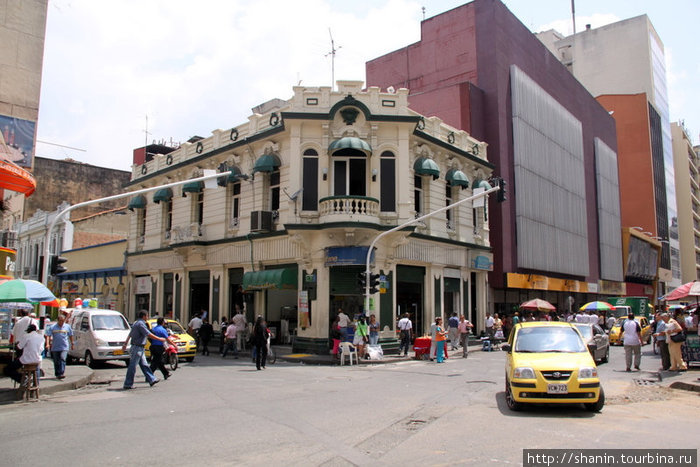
[325,28,342,91]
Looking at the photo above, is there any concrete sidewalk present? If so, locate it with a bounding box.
[0,357,93,403]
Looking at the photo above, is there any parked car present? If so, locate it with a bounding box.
[574,323,610,364]
[608,316,651,346]
[502,321,604,412]
[67,308,131,368]
[145,318,197,362]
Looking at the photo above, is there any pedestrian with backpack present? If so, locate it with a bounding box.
[621,313,642,372]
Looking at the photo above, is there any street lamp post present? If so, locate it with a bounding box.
[40,170,233,315]
[362,183,501,315]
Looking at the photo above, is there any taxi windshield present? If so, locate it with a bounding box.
[514,326,586,353]
[573,324,592,339]
[165,321,185,334]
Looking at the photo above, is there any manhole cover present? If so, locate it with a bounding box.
[633,379,658,386]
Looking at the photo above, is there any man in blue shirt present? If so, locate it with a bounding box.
[45,313,74,379]
[149,317,175,380]
[448,313,460,350]
[122,310,166,390]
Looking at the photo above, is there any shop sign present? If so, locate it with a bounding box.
[325,246,374,267]
[598,280,625,296]
[0,248,16,279]
[506,273,588,292]
[134,276,151,295]
[298,290,309,328]
[469,252,493,271]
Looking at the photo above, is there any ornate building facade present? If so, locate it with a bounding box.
[125,81,493,353]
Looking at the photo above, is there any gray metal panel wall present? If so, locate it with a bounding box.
[594,138,624,281]
[510,65,589,276]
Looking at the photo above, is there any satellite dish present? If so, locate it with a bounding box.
[290,188,303,200]
[283,187,303,201]
[387,86,396,93]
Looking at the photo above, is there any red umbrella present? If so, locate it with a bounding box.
[519,298,556,312]
[663,281,700,302]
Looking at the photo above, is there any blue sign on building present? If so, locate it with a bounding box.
[325,246,375,267]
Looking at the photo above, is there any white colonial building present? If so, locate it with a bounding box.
[125,81,494,353]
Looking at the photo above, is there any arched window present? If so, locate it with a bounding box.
[302,149,318,211]
[380,151,395,212]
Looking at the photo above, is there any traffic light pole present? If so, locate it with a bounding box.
[362,183,501,315]
[39,169,234,315]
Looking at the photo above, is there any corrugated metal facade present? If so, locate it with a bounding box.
[510,65,589,276]
[594,138,624,281]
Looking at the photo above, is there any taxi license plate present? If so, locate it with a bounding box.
[547,383,568,394]
[113,349,124,356]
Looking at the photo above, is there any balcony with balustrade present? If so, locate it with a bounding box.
[318,196,380,224]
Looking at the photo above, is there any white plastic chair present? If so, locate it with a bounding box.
[339,342,358,365]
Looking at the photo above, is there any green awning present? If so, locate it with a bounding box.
[446,169,469,189]
[181,180,203,196]
[473,178,492,190]
[413,157,440,179]
[127,194,147,211]
[217,165,244,186]
[328,136,372,157]
[242,268,298,291]
[252,154,281,174]
[152,188,173,204]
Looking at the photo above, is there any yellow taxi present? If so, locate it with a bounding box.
[145,318,197,362]
[503,321,604,412]
[608,316,651,346]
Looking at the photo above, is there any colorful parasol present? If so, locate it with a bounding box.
[0,279,59,307]
[579,301,614,312]
[663,281,700,302]
[0,158,36,197]
[519,298,556,312]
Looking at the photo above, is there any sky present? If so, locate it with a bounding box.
[36,0,700,172]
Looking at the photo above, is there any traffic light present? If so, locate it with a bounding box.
[496,177,507,203]
[357,272,367,290]
[50,255,68,275]
[369,273,381,294]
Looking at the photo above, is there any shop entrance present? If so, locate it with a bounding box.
[329,266,365,341]
[396,265,425,336]
[189,270,210,322]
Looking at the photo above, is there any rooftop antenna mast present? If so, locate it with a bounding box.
[325,28,341,91]
[571,0,576,34]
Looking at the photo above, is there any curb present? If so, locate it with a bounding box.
[669,381,700,393]
[0,370,94,403]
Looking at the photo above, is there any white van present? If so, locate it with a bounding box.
[67,308,131,368]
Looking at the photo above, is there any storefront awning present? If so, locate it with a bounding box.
[252,154,281,174]
[242,268,298,291]
[328,137,372,157]
[181,180,203,195]
[217,165,245,186]
[127,194,147,211]
[413,157,440,179]
[152,187,173,204]
[445,169,469,189]
[473,178,492,190]
[0,159,36,197]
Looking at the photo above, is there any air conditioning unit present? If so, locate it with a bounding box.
[250,211,273,232]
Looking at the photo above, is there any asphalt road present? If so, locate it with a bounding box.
[1,345,697,466]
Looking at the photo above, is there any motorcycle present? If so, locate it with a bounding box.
[165,340,179,371]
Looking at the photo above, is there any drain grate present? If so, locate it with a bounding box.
[633,378,658,386]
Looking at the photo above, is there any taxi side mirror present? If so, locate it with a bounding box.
[502,343,511,352]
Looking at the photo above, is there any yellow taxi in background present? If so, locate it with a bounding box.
[503,321,604,412]
[145,318,197,362]
[608,316,651,346]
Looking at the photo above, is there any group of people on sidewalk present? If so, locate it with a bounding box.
[330,309,380,360]
[4,309,76,386]
[397,312,474,362]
